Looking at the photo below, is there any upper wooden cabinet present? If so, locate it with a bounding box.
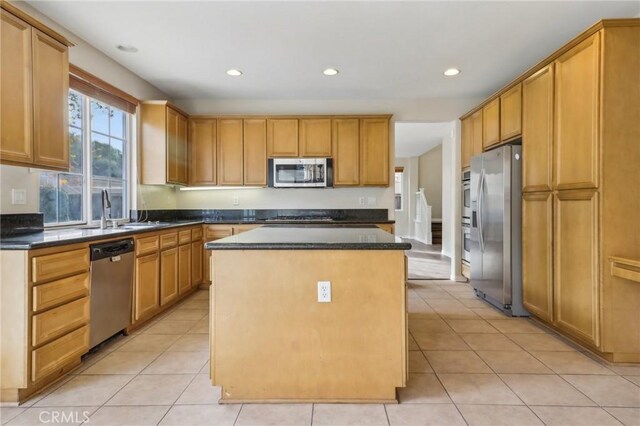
[267,119,298,157]
[217,119,244,185]
[360,118,390,186]
[482,98,500,149]
[299,119,332,157]
[140,102,189,186]
[0,8,71,171]
[243,119,267,186]
[500,84,522,141]
[332,118,360,185]
[470,110,483,159]
[554,33,600,191]
[461,116,472,169]
[189,119,217,185]
[522,65,554,192]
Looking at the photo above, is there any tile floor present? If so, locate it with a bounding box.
[2,280,639,425]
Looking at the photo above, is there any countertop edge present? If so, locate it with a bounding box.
[205,243,411,251]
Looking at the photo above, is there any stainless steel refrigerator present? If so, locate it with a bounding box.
[470,144,528,316]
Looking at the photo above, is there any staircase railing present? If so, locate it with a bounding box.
[414,188,432,245]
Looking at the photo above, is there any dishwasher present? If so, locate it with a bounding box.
[89,239,134,349]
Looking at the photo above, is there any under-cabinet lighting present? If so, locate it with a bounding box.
[179,186,262,191]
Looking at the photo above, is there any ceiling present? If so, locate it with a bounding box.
[28,1,639,119]
[395,122,452,158]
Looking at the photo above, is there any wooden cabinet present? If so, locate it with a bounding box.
[217,119,244,185]
[178,243,191,295]
[461,116,472,169]
[267,119,298,157]
[470,110,483,157]
[482,98,500,149]
[243,119,267,186]
[554,33,600,190]
[0,9,70,171]
[134,253,159,321]
[203,225,234,284]
[359,118,390,186]
[1,10,32,165]
[189,119,217,185]
[32,297,89,347]
[299,119,331,157]
[500,84,522,141]
[32,248,89,284]
[191,240,203,286]
[522,65,554,192]
[522,192,554,322]
[160,248,178,306]
[31,325,88,382]
[554,190,599,347]
[332,118,360,185]
[32,273,89,312]
[140,102,189,185]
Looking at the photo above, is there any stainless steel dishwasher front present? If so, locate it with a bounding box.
[89,238,134,349]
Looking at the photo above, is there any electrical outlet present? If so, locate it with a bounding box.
[367,196,377,206]
[232,195,239,206]
[317,281,331,303]
[11,189,26,205]
[358,197,366,206]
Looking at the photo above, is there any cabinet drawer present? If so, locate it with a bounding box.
[32,249,89,284]
[32,325,88,382]
[32,297,89,347]
[160,232,178,249]
[179,230,191,245]
[205,226,233,240]
[32,273,89,312]
[136,235,159,256]
[192,227,203,241]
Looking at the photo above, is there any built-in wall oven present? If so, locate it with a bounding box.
[462,170,471,265]
[462,170,471,219]
[462,217,471,264]
[268,158,333,188]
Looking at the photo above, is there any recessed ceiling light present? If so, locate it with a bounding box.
[323,68,339,76]
[226,69,243,76]
[444,68,461,76]
[116,45,138,53]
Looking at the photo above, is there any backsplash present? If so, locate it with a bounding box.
[0,213,44,237]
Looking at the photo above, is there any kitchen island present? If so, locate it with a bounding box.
[205,225,411,403]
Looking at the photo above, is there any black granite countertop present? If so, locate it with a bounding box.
[205,225,411,251]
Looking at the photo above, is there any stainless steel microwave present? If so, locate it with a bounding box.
[268,158,333,188]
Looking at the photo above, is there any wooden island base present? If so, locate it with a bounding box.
[209,249,407,403]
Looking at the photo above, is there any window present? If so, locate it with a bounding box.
[39,90,131,226]
[394,169,404,211]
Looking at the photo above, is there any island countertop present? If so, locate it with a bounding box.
[205,225,411,250]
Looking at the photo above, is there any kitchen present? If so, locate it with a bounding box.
[1,1,640,425]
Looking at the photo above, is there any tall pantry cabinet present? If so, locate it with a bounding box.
[522,22,640,362]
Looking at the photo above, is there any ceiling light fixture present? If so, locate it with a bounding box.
[226,69,243,76]
[444,68,461,76]
[116,45,138,53]
[323,68,339,76]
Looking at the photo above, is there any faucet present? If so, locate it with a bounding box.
[100,189,112,229]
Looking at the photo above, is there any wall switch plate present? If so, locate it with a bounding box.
[358,197,366,206]
[317,281,331,303]
[11,189,27,205]
[232,195,239,206]
[367,196,377,206]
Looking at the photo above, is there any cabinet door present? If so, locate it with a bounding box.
[191,240,203,286]
[482,98,500,149]
[178,244,191,295]
[217,119,244,185]
[160,248,178,306]
[522,192,554,322]
[299,119,331,157]
[166,108,180,184]
[555,190,599,347]
[0,11,33,165]
[243,119,267,186]
[470,109,483,156]
[176,113,188,185]
[189,119,217,185]
[461,116,472,169]
[134,253,159,321]
[554,33,600,190]
[32,29,68,170]
[500,84,522,141]
[522,65,554,192]
[267,119,298,157]
[332,118,359,186]
[359,118,389,186]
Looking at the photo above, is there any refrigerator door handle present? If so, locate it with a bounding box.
[477,169,485,253]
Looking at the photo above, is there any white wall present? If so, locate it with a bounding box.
[0,2,170,215]
[393,157,418,237]
[418,144,443,219]
[441,121,462,280]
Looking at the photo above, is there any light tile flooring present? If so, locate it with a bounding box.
[2,280,640,425]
